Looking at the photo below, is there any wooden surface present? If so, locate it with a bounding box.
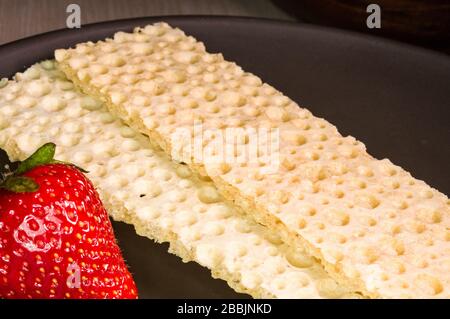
[0,0,295,45]
[274,0,450,50]
[0,0,448,54]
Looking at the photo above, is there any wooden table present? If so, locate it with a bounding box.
[0,0,447,54]
[0,0,295,45]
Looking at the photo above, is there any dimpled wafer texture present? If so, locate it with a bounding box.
[55,23,450,298]
[0,62,362,299]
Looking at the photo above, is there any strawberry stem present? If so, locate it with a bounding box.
[16,142,56,175]
[0,143,87,193]
[1,176,39,192]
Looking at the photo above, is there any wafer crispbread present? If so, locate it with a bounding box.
[56,23,450,298]
[0,62,360,298]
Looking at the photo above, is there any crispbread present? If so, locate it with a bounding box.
[55,23,450,298]
[0,62,360,299]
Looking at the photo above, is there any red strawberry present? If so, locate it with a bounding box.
[0,143,137,299]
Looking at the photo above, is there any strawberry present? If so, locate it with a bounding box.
[0,143,137,299]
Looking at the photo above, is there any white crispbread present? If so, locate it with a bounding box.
[55,23,450,298]
[0,62,361,299]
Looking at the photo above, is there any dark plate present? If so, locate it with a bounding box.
[0,16,449,298]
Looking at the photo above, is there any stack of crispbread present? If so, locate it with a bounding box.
[0,62,359,299]
[53,23,449,298]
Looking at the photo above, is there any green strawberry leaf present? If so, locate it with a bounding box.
[15,142,56,175]
[0,176,39,192]
[1,143,88,193]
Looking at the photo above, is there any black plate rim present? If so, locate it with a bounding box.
[1,15,449,78]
